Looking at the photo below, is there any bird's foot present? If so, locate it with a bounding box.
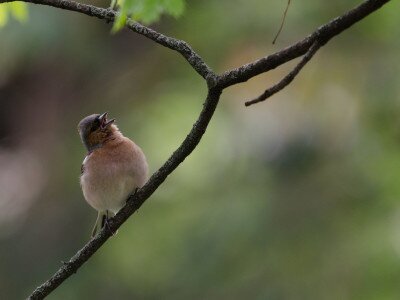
[104,214,117,236]
[103,211,118,236]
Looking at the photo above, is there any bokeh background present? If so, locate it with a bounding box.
[1,0,400,299]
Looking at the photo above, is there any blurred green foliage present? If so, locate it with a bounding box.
[0,2,28,27]
[0,0,184,32]
[112,0,185,31]
[0,0,400,299]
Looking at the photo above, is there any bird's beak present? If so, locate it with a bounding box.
[99,112,108,122]
[99,112,115,128]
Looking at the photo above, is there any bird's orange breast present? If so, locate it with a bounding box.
[80,136,148,213]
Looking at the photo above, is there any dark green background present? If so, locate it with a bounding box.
[1,0,400,299]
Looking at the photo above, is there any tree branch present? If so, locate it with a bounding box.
[28,87,222,299]
[0,0,392,299]
[0,0,216,84]
[217,0,390,89]
[245,41,322,106]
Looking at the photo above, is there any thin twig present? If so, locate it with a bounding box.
[245,41,321,106]
[218,0,391,89]
[272,0,291,44]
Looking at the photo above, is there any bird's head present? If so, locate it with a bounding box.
[78,112,117,151]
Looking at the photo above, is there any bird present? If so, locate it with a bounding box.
[78,112,148,237]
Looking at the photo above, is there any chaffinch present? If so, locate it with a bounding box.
[78,113,148,237]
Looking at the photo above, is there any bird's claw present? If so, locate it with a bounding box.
[104,217,117,236]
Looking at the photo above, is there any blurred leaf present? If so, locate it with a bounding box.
[112,11,127,33]
[0,6,9,27]
[0,2,28,27]
[9,2,28,23]
[161,0,185,17]
[132,0,162,24]
[112,0,185,32]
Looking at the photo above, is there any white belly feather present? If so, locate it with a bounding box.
[80,157,145,214]
[81,171,135,213]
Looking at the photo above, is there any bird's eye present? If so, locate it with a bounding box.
[90,119,101,132]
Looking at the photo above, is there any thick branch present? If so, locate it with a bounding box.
[0,0,216,84]
[28,88,222,299]
[245,41,322,106]
[217,0,391,89]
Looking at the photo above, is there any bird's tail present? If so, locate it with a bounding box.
[91,210,116,237]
